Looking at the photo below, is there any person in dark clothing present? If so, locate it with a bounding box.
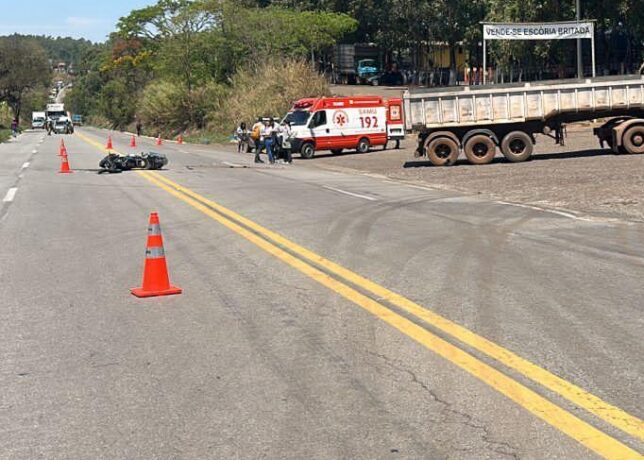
[136,119,143,137]
[11,119,18,137]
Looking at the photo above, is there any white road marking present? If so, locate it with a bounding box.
[3,187,18,203]
[32,149,37,154]
[21,162,30,169]
[493,200,610,222]
[323,185,377,201]
[223,161,244,168]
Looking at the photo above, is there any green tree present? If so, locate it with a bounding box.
[98,78,137,129]
[0,36,51,121]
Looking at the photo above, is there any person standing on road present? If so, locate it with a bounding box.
[263,118,276,164]
[277,120,293,164]
[236,122,249,153]
[136,119,143,137]
[251,117,264,163]
[11,119,18,138]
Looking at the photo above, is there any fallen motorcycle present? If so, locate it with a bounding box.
[99,152,168,173]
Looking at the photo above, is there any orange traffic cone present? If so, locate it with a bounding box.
[130,134,136,148]
[59,152,72,174]
[58,139,66,156]
[131,212,182,298]
[177,134,183,144]
[156,135,162,146]
[106,136,113,150]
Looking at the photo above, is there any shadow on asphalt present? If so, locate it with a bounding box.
[404,148,612,168]
[304,147,402,160]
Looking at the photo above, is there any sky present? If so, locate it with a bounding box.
[0,0,157,43]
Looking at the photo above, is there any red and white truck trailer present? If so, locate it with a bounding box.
[404,74,644,166]
[285,96,405,159]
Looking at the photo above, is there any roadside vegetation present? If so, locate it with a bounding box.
[2,0,640,140]
[65,0,356,138]
[0,36,51,124]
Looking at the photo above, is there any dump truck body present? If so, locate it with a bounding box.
[404,75,644,166]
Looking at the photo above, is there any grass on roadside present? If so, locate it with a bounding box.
[0,129,11,143]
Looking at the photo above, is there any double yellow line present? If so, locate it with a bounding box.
[76,131,643,459]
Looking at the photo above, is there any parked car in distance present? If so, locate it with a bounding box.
[32,111,46,129]
[72,114,83,126]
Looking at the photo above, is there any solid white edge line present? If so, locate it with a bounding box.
[494,200,584,220]
[21,162,30,169]
[323,185,377,201]
[3,187,18,203]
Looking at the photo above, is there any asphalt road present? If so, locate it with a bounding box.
[0,128,642,459]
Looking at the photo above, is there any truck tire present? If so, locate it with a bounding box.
[357,138,370,153]
[501,131,533,162]
[464,135,496,165]
[426,137,459,166]
[622,125,644,154]
[300,142,315,159]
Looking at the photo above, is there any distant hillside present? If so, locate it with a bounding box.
[2,34,96,69]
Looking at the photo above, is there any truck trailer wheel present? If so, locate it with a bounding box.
[300,142,315,159]
[622,125,644,154]
[426,137,459,166]
[357,138,370,154]
[464,135,496,165]
[501,131,533,162]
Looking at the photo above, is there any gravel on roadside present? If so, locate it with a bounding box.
[305,128,644,222]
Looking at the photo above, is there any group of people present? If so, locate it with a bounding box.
[236,117,293,164]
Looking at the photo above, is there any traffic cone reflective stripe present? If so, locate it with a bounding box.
[130,135,136,147]
[106,136,113,150]
[59,152,72,174]
[58,139,66,156]
[131,212,182,298]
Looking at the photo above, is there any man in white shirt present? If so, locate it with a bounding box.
[262,119,276,164]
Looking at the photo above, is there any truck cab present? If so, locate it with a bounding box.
[357,59,379,83]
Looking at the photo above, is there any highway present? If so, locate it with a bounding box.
[0,128,642,459]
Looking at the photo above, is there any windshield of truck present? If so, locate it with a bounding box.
[47,111,66,119]
[285,110,311,126]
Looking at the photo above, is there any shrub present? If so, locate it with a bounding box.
[138,80,225,136]
[210,59,329,135]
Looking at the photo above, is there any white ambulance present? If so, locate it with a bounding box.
[285,96,404,158]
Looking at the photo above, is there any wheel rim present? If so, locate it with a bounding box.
[435,143,452,159]
[631,133,644,147]
[472,142,489,158]
[509,138,526,155]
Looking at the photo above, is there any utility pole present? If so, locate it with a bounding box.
[576,0,583,78]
